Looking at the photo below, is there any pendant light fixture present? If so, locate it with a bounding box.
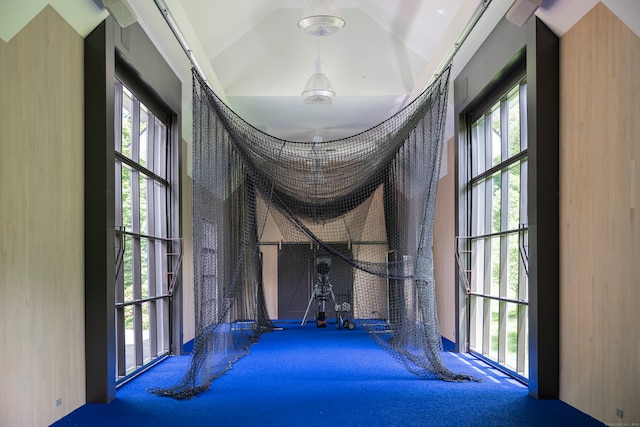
[298,0,345,36]
[302,36,335,105]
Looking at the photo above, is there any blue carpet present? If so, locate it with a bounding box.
[53,321,603,426]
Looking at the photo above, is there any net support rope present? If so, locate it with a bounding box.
[151,65,476,400]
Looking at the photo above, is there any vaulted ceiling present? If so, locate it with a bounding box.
[121,0,495,142]
[2,0,638,143]
[142,0,632,142]
[182,0,469,141]
[173,0,483,141]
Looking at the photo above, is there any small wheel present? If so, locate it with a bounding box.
[347,320,356,330]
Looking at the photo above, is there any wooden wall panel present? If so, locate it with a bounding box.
[0,6,85,426]
[434,137,456,342]
[559,3,640,424]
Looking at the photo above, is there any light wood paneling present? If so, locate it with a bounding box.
[0,6,85,426]
[434,137,456,342]
[560,2,640,424]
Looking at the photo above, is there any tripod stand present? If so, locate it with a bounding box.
[301,262,337,328]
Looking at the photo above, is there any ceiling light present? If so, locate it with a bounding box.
[302,36,335,104]
[298,0,345,36]
[302,59,335,104]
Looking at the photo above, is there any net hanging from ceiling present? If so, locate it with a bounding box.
[151,65,475,400]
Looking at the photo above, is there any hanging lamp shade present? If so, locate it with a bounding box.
[302,60,335,104]
[298,0,345,36]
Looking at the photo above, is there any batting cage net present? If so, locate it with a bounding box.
[151,65,475,400]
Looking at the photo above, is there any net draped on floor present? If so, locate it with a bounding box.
[151,65,475,400]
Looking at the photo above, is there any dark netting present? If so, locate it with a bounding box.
[151,65,475,399]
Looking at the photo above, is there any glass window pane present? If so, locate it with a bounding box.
[489,299,499,361]
[148,301,158,357]
[142,301,151,363]
[490,236,500,296]
[155,240,166,296]
[132,170,140,234]
[141,238,150,300]
[116,307,125,377]
[471,239,484,293]
[123,234,134,304]
[491,172,501,234]
[121,87,133,159]
[520,83,528,150]
[121,164,134,231]
[115,82,123,153]
[490,105,501,166]
[471,181,485,236]
[508,163,521,230]
[506,233,519,300]
[507,86,520,157]
[519,228,529,302]
[139,105,149,168]
[133,237,141,301]
[155,182,167,238]
[125,305,135,374]
[139,173,149,235]
[155,121,167,179]
[520,159,528,225]
[472,116,486,176]
[505,302,518,370]
[115,161,123,228]
[469,295,483,352]
[158,298,170,354]
[148,239,156,298]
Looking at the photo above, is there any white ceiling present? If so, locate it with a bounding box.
[151,0,637,143]
[2,0,638,144]
[174,0,474,142]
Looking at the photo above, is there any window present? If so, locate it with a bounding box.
[114,79,175,382]
[463,80,529,380]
